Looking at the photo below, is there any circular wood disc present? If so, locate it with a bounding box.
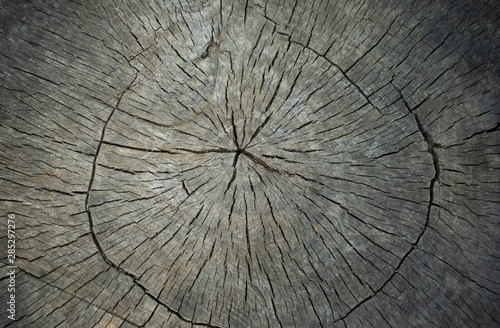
[89,5,434,327]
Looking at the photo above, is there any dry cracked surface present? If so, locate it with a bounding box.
[1,0,499,327]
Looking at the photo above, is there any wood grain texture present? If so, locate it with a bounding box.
[1,0,498,327]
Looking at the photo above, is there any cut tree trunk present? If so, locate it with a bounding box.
[1,0,499,327]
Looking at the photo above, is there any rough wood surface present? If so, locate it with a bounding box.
[1,0,499,327]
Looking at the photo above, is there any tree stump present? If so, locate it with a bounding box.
[1,0,499,327]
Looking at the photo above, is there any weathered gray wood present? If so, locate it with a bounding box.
[1,0,498,327]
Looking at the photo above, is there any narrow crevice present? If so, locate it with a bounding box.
[242,150,280,173]
[225,164,238,194]
[241,150,324,186]
[463,121,500,141]
[246,114,272,147]
[200,34,218,60]
[264,72,284,113]
[102,141,178,153]
[262,154,286,160]
[231,109,240,150]
[174,147,234,154]
[233,148,243,167]
[182,181,190,196]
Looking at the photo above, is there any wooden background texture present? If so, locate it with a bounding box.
[0,0,499,327]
